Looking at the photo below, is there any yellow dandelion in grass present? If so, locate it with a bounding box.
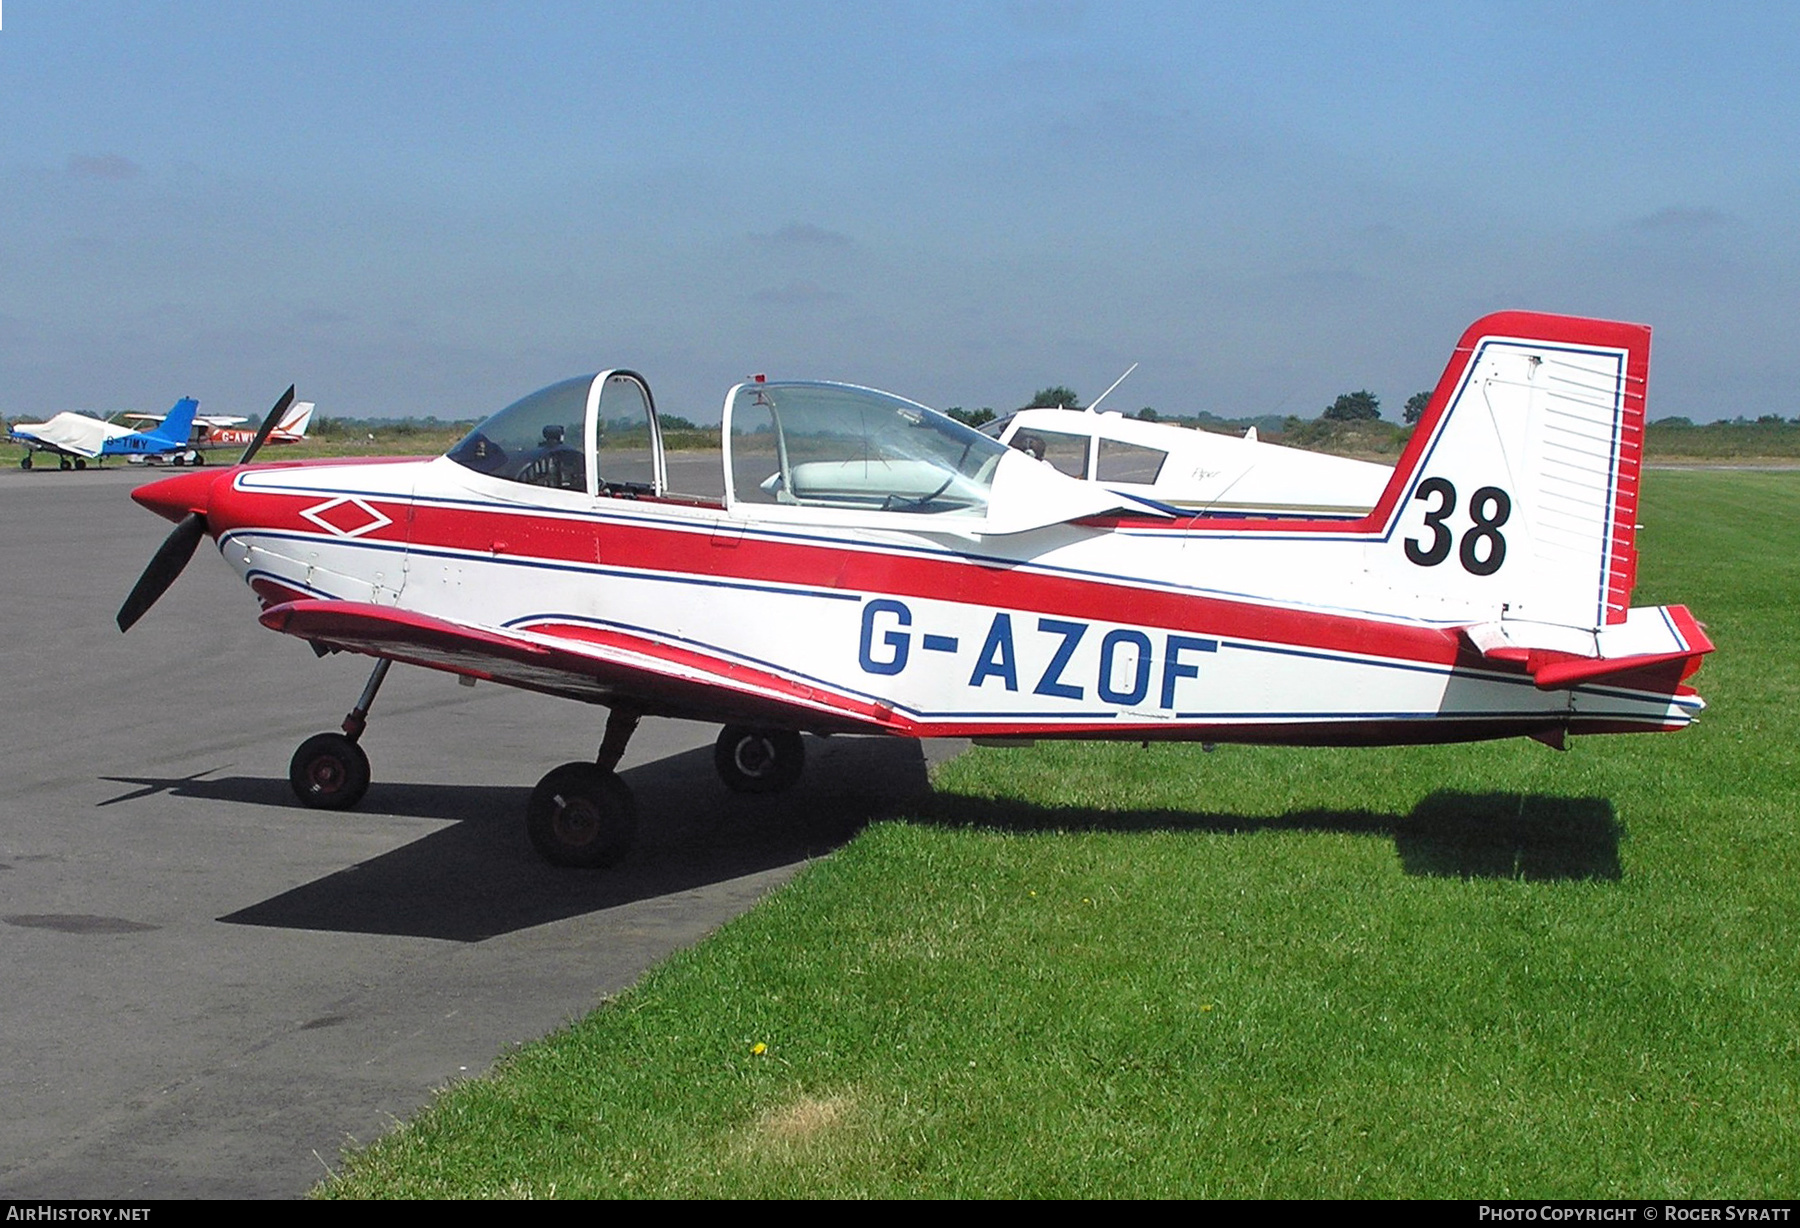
[750,1042,767,1055]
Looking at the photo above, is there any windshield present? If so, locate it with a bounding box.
[727,382,1008,516]
[447,377,590,490]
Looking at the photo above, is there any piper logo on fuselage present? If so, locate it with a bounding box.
[858,597,1216,709]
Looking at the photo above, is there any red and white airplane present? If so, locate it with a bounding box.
[118,312,1711,868]
[124,398,316,462]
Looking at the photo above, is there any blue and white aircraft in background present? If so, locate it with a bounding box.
[10,397,202,470]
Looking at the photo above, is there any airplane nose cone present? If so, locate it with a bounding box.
[131,468,221,524]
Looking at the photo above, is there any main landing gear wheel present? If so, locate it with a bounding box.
[527,762,637,868]
[289,732,372,810]
[19,454,30,470]
[714,726,805,794]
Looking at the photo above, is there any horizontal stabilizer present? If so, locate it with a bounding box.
[1463,605,1712,691]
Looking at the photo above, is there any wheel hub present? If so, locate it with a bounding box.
[307,757,345,792]
[552,794,601,846]
[733,737,776,777]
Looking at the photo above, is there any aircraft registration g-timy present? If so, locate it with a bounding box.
[11,397,201,470]
[118,312,1711,868]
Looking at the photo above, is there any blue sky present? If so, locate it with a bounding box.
[3,2,1796,423]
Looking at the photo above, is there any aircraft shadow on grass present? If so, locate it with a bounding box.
[910,789,1623,883]
[100,743,1618,943]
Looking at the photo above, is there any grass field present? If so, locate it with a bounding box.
[314,469,1798,1199]
[312,471,1795,1198]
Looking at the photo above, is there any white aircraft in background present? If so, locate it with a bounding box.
[987,406,1393,518]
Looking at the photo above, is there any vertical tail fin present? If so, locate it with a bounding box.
[276,401,315,438]
[146,397,201,448]
[1373,312,1648,632]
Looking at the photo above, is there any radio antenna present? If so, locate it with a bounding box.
[1086,362,1139,414]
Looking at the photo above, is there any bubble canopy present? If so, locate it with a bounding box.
[448,371,662,496]
[724,381,1008,517]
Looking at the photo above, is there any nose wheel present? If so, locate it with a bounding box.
[289,733,372,810]
[714,725,805,794]
[288,658,389,811]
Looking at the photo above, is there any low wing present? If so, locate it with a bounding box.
[259,599,895,734]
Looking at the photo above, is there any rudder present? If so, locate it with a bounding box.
[1372,312,1648,632]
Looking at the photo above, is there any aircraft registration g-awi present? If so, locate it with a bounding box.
[118,312,1711,868]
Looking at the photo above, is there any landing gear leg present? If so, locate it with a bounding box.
[288,658,390,810]
[594,704,641,772]
[527,703,640,868]
[340,658,392,743]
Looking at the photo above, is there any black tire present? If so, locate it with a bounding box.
[74,458,86,471]
[526,762,637,868]
[191,451,206,466]
[19,454,31,470]
[713,726,805,794]
[289,732,372,810]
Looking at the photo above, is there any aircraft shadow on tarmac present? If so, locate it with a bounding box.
[97,739,1618,943]
[907,789,1623,883]
[100,736,931,943]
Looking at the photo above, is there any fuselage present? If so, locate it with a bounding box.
[168,449,1699,746]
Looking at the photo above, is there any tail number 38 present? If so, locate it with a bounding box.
[1404,478,1511,576]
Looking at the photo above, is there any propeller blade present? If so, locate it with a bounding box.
[239,384,296,466]
[117,512,208,631]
